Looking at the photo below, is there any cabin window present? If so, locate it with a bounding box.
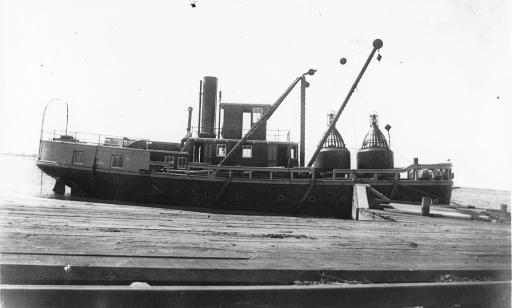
[111,155,124,168]
[242,145,252,158]
[252,107,263,124]
[217,144,226,157]
[177,157,187,169]
[164,155,174,168]
[290,148,296,159]
[242,112,252,134]
[72,151,84,164]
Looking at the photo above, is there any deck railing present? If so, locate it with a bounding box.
[41,128,292,147]
[190,127,291,142]
[332,163,452,181]
[187,162,453,182]
[41,130,150,148]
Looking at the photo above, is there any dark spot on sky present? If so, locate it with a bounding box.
[496,96,499,99]
[190,3,195,7]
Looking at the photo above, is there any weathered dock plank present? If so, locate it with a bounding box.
[0,195,510,285]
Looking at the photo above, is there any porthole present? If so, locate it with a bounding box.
[277,194,285,202]
[235,193,243,200]
[204,191,211,199]
[308,194,317,202]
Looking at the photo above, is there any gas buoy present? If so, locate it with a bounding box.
[357,113,394,170]
[313,112,351,172]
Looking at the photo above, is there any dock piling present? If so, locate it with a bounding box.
[421,197,431,216]
[501,204,508,213]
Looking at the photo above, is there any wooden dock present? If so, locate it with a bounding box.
[0,194,510,306]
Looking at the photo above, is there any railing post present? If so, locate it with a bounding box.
[413,157,419,180]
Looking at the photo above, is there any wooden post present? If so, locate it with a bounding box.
[421,197,431,216]
[501,204,508,213]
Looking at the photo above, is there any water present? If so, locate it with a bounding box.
[451,187,510,210]
[0,154,509,209]
[0,154,59,197]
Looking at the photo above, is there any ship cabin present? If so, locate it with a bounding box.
[184,102,299,168]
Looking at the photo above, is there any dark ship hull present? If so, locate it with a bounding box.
[38,161,352,218]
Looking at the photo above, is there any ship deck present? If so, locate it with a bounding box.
[0,194,510,306]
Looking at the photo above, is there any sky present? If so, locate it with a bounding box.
[0,0,511,190]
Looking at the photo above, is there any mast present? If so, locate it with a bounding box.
[300,76,306,166]
[307,39,383,167]
[217,91,222,138]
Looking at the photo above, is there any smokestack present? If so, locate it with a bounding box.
[199,76,217,138]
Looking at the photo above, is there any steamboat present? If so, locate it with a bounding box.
[36,39,453,218]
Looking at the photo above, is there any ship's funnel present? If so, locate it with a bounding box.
[199,76,217,138]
